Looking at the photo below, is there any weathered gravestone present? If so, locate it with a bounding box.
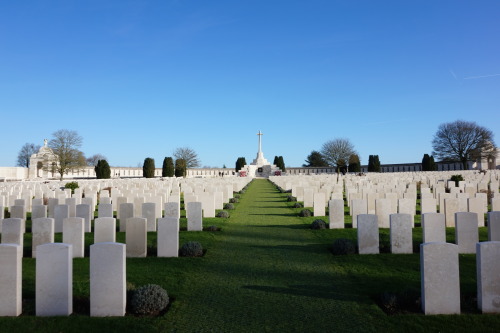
[390,214,413,254]
[357,214,379,254]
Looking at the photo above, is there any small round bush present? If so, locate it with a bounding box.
[298,209,312,217]
[216,210,230,218]
[224,203,235,210]
[287,195,297,202]
[229,198,239,203]
[293,202,303,208]
[331,238,356,255]
[234,194,241,199]
[311,219,326,229]
[179,241,204,257]
[129,284,169,316]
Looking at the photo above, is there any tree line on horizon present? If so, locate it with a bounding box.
[15,119,497,180]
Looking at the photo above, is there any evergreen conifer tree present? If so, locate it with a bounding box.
[162,157,174,177]
[143,157,155,178]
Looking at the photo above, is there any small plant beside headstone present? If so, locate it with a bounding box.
[330,238,356,255]
[179,241,204,257]
[216,211,230,218]
[298,209,312,217]
[129,284,169,316]
[311,219,326,229]
[224,203,235,210]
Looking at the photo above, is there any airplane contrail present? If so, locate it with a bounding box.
[463,73,500,80]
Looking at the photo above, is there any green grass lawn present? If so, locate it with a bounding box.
[2,179,499,332]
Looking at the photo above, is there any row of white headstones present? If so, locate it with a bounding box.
[0,177,252,317]
[271,170,500,315]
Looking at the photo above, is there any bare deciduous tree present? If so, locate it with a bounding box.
[432,120,496,170]
[320,138,356,172]
[16,143,40,167]
[86,153,107,166]
[48,129,86,180]
[173,147,200,168]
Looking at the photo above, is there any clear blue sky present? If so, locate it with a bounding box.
[1,1,499,168]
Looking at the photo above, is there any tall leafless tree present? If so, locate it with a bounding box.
[48,129,86,180]
[432,120,496,170]
[173,147,200,168]
[320,138,356,172]
[86,153,107,166]
[16,143,40,167]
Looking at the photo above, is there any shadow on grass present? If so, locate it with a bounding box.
[242,284,359,301]
[248,213,297,217]
[251,243,330,254]
[249,224,309,230]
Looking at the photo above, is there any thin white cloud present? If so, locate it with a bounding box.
[463,73,500,80]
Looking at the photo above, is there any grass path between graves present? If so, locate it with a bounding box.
[2,179,500,332]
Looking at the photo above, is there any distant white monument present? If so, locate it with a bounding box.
[241,131,281,178]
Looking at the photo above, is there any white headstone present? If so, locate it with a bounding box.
[1,218,23,248]
[31,218,54,258]
[422,213,446,243]
[488,212,500,241]
[477,241,500,313]
[313,192,326,217]
[187,202,203,231]
[420,242,460,315]
[63,217,85,258]
[94,217,116,243]
[36,243,73,316]
[357,214,379,254]
[118,203,134,232]
[390,214,413,254]
[157,217,179,257]
[455,212,479,254]
[90,242,126,317]
[0,244,22,316]
[54,204,69,233]
[98,203,113,218]
[126,217,147,258]
[351,199,367,228]
[32,205,47,220]
[76,204,92,233]
[328,199,344,229]
[375,199,391,228]
[142,202,157,232]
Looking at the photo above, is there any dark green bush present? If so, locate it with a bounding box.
[179,241,204,257]
[298,209,312,217]
[233,194,241,199]
[287,195,297,202]
[223,203,234,210]
[331,238,356,255]
[143,158,155,178]
[95,160,111,179]
[311,219,326,229]
[450,174,464,187]
[64,181,79,194]
[293,202,303,208]
[229,198,239,203]
[129,284,169,316]
[216,210,230,218]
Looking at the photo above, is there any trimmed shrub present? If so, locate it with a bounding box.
[223,203,234,210]
[311,219,326,229]
[450,174,464,187]
[298,209,312,217]
[64,181,79,194]
[229,198,239,203]
[331,238,356,255]
[143,158,155,178]
[293,202,303,208]
[179,241,204,257]
[129,284,169,316]
[216,211,230,218]
[233,194,241,199]
[95,160,111,179]
[162,157,174,177]
[287,195,297,202]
